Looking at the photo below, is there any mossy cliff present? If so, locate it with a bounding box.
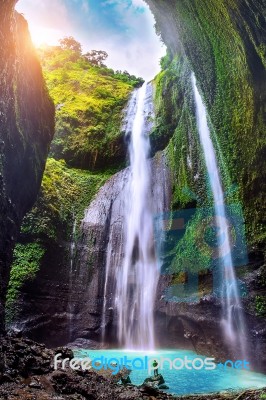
[0,1,54,333]
[5,44,141,340]
[147,0,266,254]
[146,0,266,365]
[3,0,266,357]
[5,159,111,326]
[39,44,143,170]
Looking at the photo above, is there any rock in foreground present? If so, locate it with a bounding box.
[0,333,175,399]
[0,333,265,399]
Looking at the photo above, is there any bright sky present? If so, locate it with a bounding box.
[15,0,166,80]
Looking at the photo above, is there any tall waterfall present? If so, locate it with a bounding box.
[115,83,159,350]
[191,73,247,356]
[68,216,77,341]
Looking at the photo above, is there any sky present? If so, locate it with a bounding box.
[15,0,166,80]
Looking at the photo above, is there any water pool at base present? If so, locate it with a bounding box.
[73,349,266,396]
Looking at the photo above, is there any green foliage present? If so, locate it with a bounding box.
[152,0,266,255]
[151,0,266,283]
[84,50,108,67]
[21,158,111,241]
[171,0,266,250]
[5,38,145,320]
[160,50,172,70]
[169,211,212,275]
[153,55,210,211]
[151,55,185,153]
[6,243,45,322]
[255,295,266,317]
[37,44,143,170]
[113,70,144,87]
[6,157,111,322]
[59,36,82,55]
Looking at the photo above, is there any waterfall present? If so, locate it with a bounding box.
[68,215,77,341]
[101,237,112,343]
[191,73,247,357]
[115,83,159,350]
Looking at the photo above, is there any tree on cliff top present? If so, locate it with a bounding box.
[59,36,82,55]
[84,50,108,67]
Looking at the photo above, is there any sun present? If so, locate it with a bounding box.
[28,26,62,48]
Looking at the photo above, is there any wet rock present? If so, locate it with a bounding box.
[118,389,141,399]
[144,374,165,386]
[55,347,75,360]
[28,377,43,389]
[0,335,177,399]
[159,384,169,390]
[0,335,54,380]
[140,383,160,396]
[67,338,103,350]
[7,328,23,338]
[8,151,172,349]
[0,335,265,399]
[121,375,132,385]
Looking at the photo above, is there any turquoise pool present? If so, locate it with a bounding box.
[73,349,266,396]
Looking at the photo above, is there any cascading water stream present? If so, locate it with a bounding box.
[68,215,77,340]
[115,83,159,350]
[191,73,247,357]
[101,238,112,343]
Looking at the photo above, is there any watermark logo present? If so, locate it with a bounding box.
[153,203,248,303]
[53,354,250,375]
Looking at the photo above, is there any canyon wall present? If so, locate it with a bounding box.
[0,1,54,332]
[5,0,266,372]
[146,0,266,370]
[147,0,266,253]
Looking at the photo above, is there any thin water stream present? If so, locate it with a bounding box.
[192,73,247,357]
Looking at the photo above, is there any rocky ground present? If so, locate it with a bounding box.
[0,333,265,400]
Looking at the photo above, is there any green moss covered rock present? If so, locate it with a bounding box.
[148,0,266,254]
[39,46,143,170]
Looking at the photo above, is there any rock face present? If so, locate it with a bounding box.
[7,83,171,347]
[0,1,54,332]
[145,0,266,252]
[0,333,176,400]
[4,0,266,377]
[10,151,172,347]
[144,0,266,371]
[69,151,172,345]
[0,334,265,400]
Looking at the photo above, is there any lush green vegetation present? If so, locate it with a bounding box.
[255,295,266,317]
[38,40,143,170]
[161,0,266,250]
[153,53,212,210]
[6,243,45,322]
[6,158,112,318]
[152,54,212,275]
[21,158,111,241]
[151,0,266,271]
[151,0,266,283]
[6,38,143,318]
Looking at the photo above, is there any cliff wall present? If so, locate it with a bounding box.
[0,1,54,332]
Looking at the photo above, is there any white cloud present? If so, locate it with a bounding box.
[131,0,147,9]
[16,0,70,31]
[82,0,166,79]
[15,0,166,80]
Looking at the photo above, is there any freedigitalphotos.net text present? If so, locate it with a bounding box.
[54,354,250,375]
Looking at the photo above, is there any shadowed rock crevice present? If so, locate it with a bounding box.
[0,1,54,332]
